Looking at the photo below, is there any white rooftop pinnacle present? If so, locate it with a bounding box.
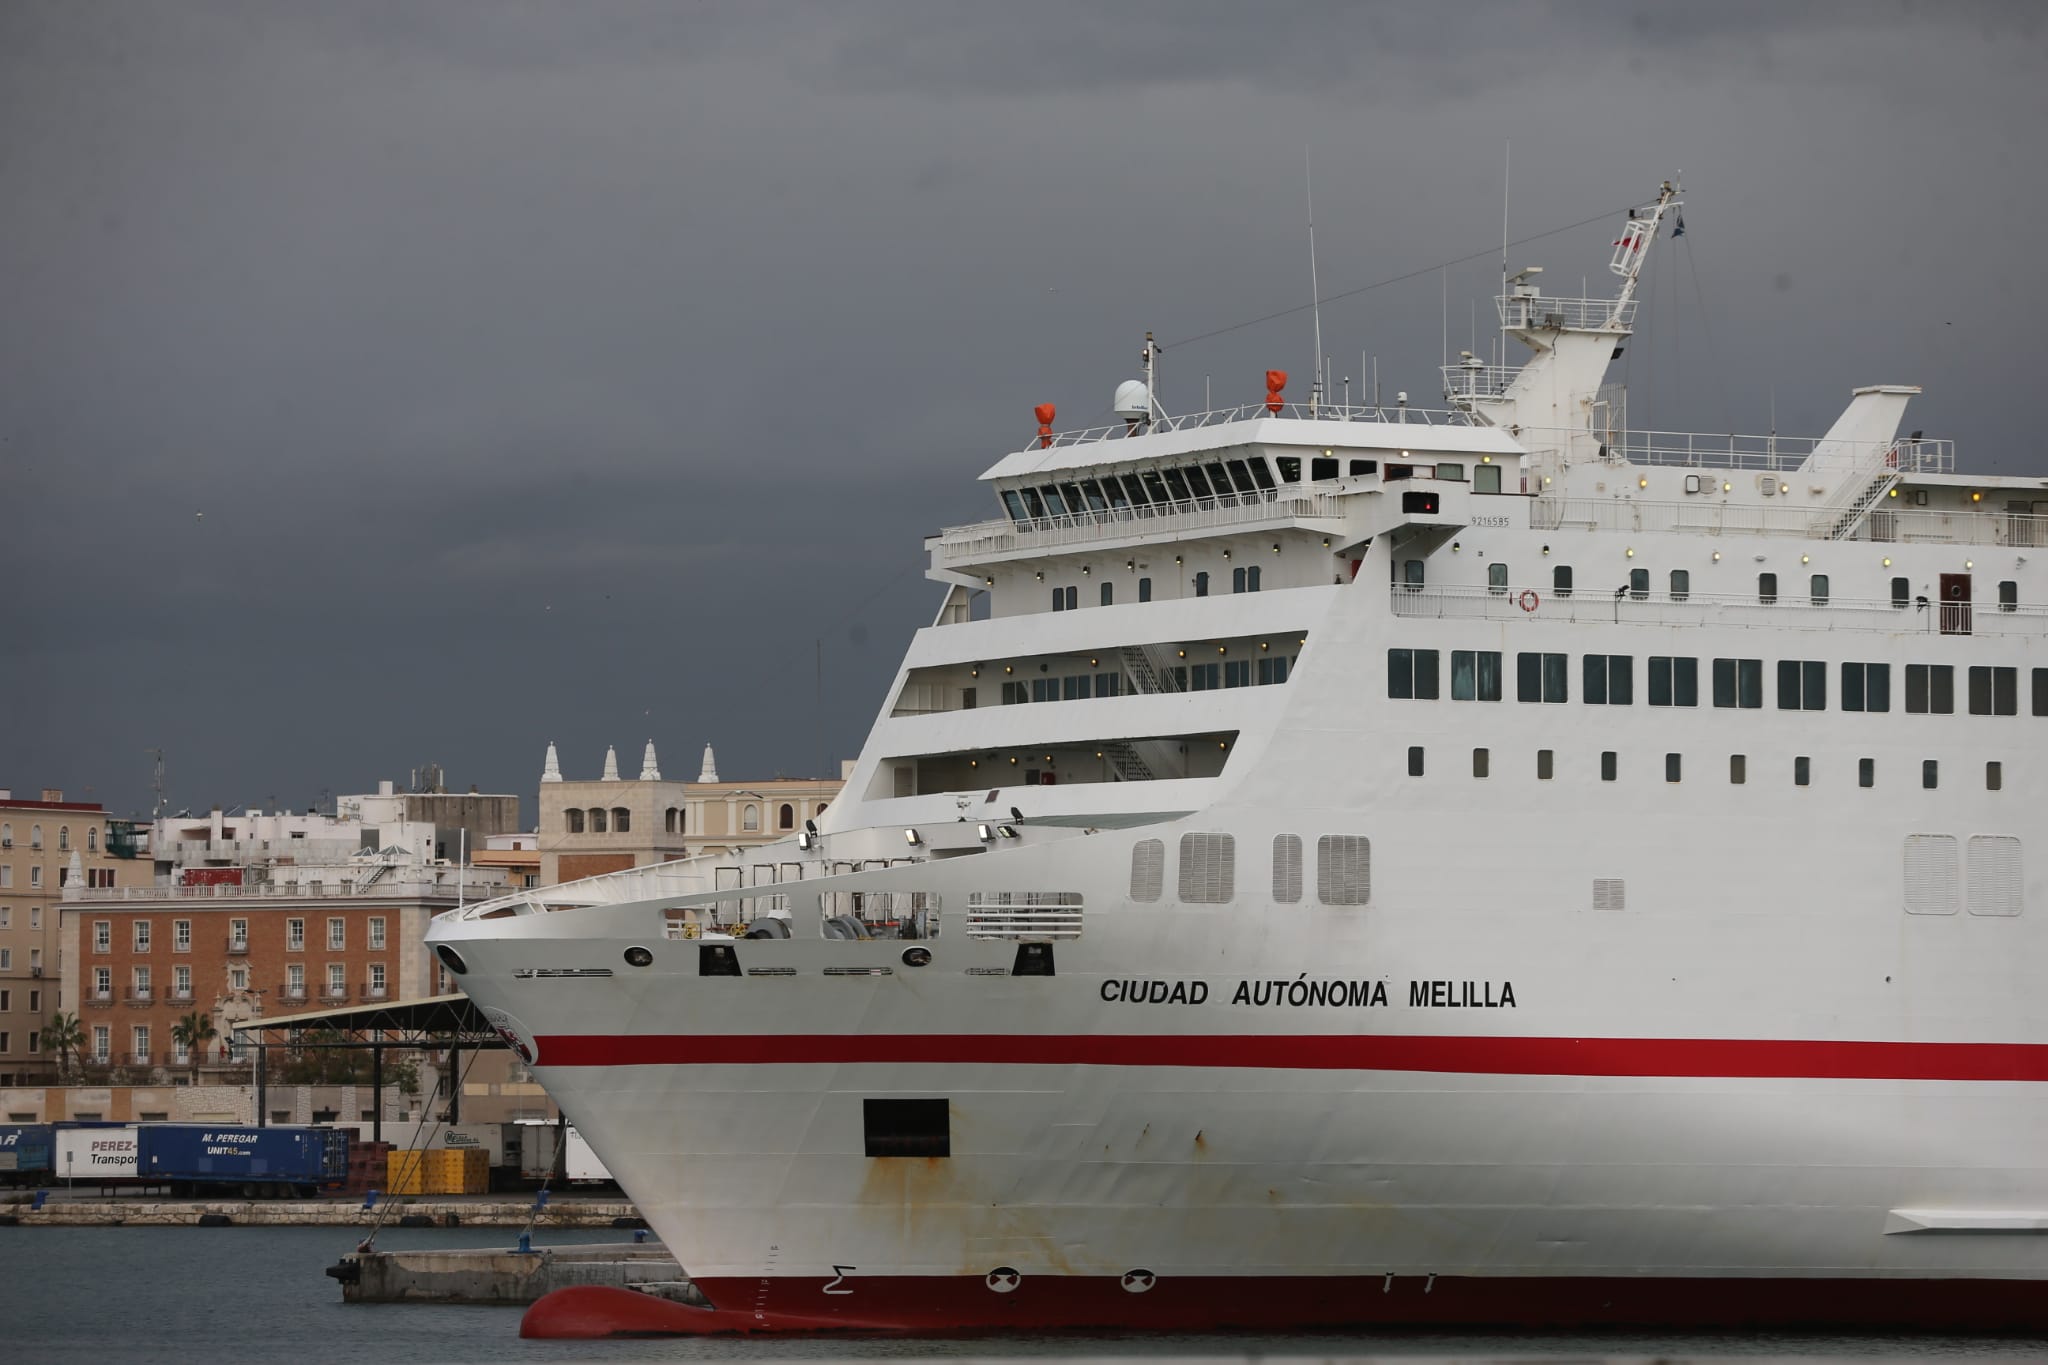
[541,742,562,783]
[602,746,620,782]
[698,743,719,784]
[640,740,661,782]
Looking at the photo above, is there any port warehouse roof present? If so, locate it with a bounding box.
[230,994,504,1048]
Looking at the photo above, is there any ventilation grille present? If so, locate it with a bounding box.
[1316,835,1372,906]
[1271,834,1303,905]
[1592,878,1627,911]
[1178,833,1236,904]
[1129,839,1164,903]
[964,891,1082,940]
[1967,835,2023,917]
[1903,834,1960,915]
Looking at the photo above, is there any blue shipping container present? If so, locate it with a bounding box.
[138,1125,350,1194]
[0,1124,55,1183]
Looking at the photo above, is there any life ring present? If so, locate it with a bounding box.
[1517,589,1540,613]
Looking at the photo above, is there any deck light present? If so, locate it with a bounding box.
[1889,488,1899,498]
[984,576,995,585]
[1882,558,1892,567]
[969,759,978,768]
[1712,551,1722,562]
[1272,543,1281,553]
[1541,545,1551,556]
[1639,477,1648,489]
[1779,483,1790,494]
[1260,641,1270,651]
[970,667,980,677]
[1322,538,1331,547]
[996,825,1019,839]
[1095,751,1103,758]
[1175,555,1183,565]
[1177,649,1186,658]
[1223,549,1232,560]
[1452,542,1461,552]
[1801,555,1810,564]
[1082,565,1091,575]
[1218,645,1227,655]
[1966,560,1974,569]
[1009,757,1019,765]
[1626,547,1635,558]
[796,831,814,850]
[1972,491,1983,503]
[1089,657,1098,666]
[904,828,922,847]
[1004,665,1013,674]
[977,823,993,841]
[1481,454,1492,463]
[1045,755,1053,763]
[1034,571,1044,581]
[1219,741,1229,750]
[1126,559,1136,570]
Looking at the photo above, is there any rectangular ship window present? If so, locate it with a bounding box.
[1536,749,1554,780]
[1859,758,1875,788]
[1968,666,2018,716]
[1518,652,1568,703]
[1713,658,1763,709]
[1648,656,1697,707]
[1730,754,1747,785]
[863,1098,950,1158]
[1905,664,1955,714]
[1842,662,1891,713]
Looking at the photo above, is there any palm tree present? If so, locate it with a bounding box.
[170,1011,218,1084]
[44,1011,84,1083]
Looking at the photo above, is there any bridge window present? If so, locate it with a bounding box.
[1648,656,1698,707]
[1311,457,1339,480]
[1842,662,1891,712]
[1905,664,1955,714]
[1403,559,1425,591]
[1583,654,1634,705]
[1451,650,1502,701]
[1517,652,1568,703]
[1968,666,2018,716]
[1387,648,1440,700]
[1713,658,1763,709]
[1777,660,1826,711]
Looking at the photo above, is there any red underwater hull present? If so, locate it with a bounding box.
[521,1272,2048,1337]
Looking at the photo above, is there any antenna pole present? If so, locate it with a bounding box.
[1500,141,1510,372]
[1306,146,1323,418]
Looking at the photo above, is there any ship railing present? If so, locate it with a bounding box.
[1533,496,2042,546]
[1439,362,1522,400]
[1022,399,1478,453]
[1496,293,1638,332]
[1392,583,2048,636]
[1521,428,1955,475]
[935,490,1347,566]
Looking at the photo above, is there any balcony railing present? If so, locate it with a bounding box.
[277,982,308,1002]
[166,989,194,1005]
[1497,292,1638,332]
[1390,583,2048,637]
[318,987,350,1004]
[361,984,390,1001]
[225,937,250,955]
[1522,429,1955,476]
[1017,399,1478,455]
[123,987,153,1005]
[85,990,114,1007]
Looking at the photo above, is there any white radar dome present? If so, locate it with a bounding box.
[1113,379,1151,420]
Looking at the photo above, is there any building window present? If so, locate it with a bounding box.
[92,1026,110,1063]
[1553,565,1573,599]
[1758,572,1778,604]
[778,803,796,831]
[1386,648,1441,700]
[1730,754,1747,785]
[742,804,760,832]
[1517,652,1569,703]
[1648,656,1698,707]
[1472,748,1490,778]
[1600,751,1618,782]
[173,920,190,951]
[0,823,9,848]
[612,806,631,834]
[1923,760,1939,790]
[1891,576,1910,608]
[369,963,387,996]
[327,918,345,950]
[287,964,305,997]
[1666,753,1682,783]
[566,809,584,833]
[1450,650,1503,701]
[1904,664,1955,714]
[1713,658,1764,709]
[1794,756,1812,787]
[94,921,111,953]
[1536,749,1554,780]
[227,917,248,950]
[131,967,150,998]
[1193,571,1210,597]
[29,868,40,890]
[133,921,151,952]
[1842,662,1891,713]
[1968,666,2018,716]
[133,1026,150,1064]
[1777,659,1827,711]
[93,966,111,998]
[1583,654,1634,705]
[1669,569,1690,602]
[368,917,386,950]
[1488,563,1508,594]
[87,828,97,852]
[30,825,42,850]
[1629,568,1649,601]
[173,965,191,998]
[1407,746,1425,777]
[58,827,69,851]
[286,919,305,951]
[590,807,607,833]
[1986,761,2003,791]
[327,964,346,997]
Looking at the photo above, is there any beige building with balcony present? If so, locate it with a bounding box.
[536,741,847,884]
[0,787,153,1085]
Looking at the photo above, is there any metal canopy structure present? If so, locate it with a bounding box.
[229,993,505,1141]
[230,993,503,1048]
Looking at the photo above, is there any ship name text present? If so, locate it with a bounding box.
[1098,977,1517,1009]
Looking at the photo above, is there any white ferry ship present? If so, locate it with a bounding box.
[428,180,2048,1336]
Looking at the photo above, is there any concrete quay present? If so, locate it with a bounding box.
[0,1194,643,1228]
[332,1241,688,1306]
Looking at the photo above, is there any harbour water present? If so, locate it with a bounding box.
[4,1225,2047,1363]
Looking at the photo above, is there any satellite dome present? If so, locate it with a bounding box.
[1113,379,1151,420]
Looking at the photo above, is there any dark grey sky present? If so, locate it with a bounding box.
[3,1,2043,819]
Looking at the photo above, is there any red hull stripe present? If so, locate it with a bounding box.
[522,1273,2048,1337]
[534,1032,2048,1082]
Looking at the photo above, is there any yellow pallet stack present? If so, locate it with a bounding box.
[383,1146,488,1195]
